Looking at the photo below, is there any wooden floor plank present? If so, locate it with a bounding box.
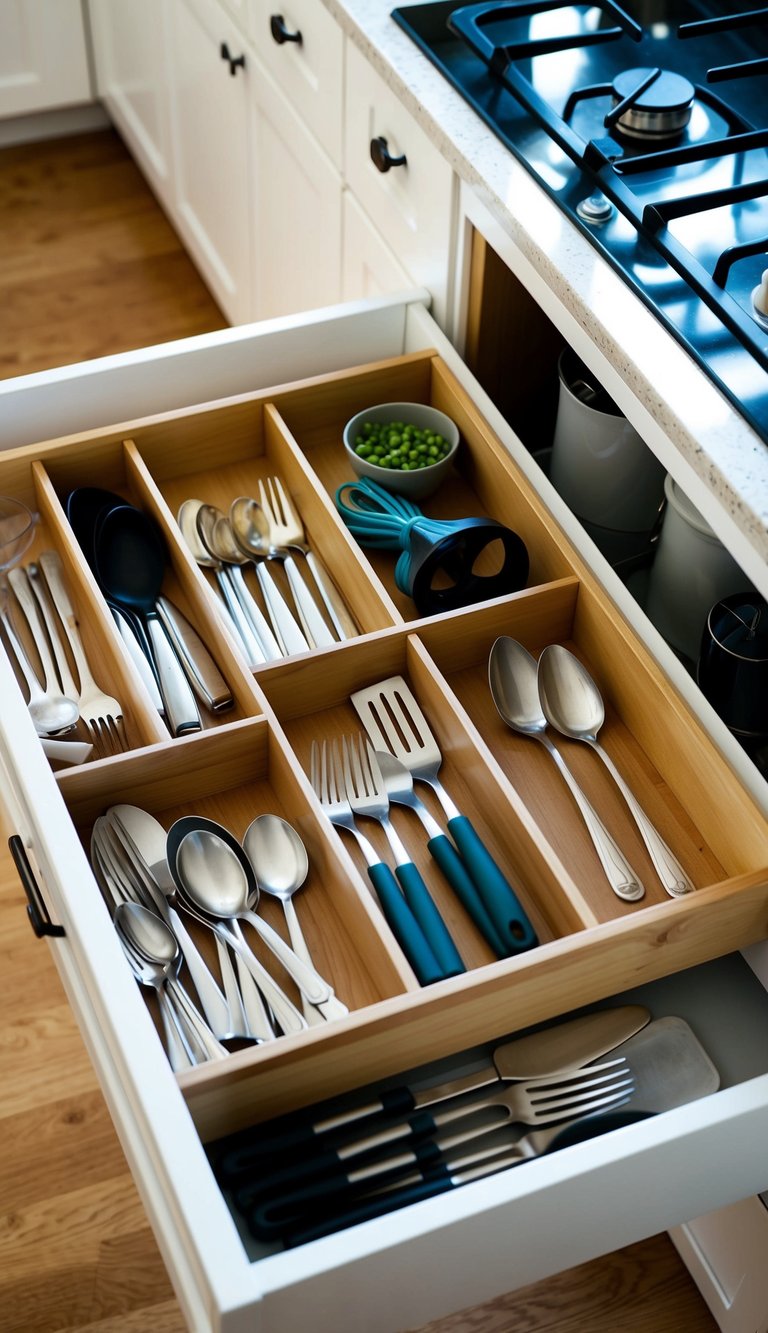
[0,128,719,1331]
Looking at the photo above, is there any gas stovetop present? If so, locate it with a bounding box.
[392,1,768,446]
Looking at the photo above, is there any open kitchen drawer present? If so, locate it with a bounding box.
[3,294,768,1332]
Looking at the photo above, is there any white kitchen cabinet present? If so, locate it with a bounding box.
[166,0,252,324]
[2,291,768,1331]
[341,189,413,303]
[344,39,457,333]
[0,0,92,119]
[248,57,342,320]
[247,0,343,170]
[87,0,174,200]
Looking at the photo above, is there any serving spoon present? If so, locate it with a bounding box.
[537,644,694,898]
[488,637,644,902]
[243,814,348,1024]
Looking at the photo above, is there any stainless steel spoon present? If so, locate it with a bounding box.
[488,637,644,903]
[116,900,229,1063]
[243,814,348,1025]
[537,644,694,898]
[104,803,237,1041]
[230,496,335,649]
[176,827,333,1011]
[114,901,195,1072]
[200,505,307,658]
[195,503,287,660]
[175,830,307,1038]
[0,602,80,736]
[177,498,268,669]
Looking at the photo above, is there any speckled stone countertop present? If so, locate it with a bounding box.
[324,0,768,595]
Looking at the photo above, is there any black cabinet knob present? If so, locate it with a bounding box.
[220,41,246,75]
[9,834,65,938]
[370,135,407,173]
[270,14,302,44]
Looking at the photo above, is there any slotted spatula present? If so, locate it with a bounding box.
[350,676,538,955]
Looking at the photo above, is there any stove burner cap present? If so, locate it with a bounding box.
[611,68,695,141]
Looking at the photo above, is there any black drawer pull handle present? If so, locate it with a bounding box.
[220,42,246,75]
[9,834,65,938]
[370,135,407,173]
[270,14,302,44]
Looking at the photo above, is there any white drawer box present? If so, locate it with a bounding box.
[3,294,768,1332]
[247,0,344,169]
[344,42,456,331]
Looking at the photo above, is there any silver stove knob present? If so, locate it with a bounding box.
[576,192,614,225]
[752,269,768,328]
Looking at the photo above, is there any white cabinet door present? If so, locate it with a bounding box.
[166,0,251,324]
[247,0,343,169]
[88,0,173,198]
[249,57,342,321]
[344,40,456,333]
[0,0,92,118]
[342,189,413,304]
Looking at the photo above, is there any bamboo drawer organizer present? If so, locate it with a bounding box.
[7,346,768,1146]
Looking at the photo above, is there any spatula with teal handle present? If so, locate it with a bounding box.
[351,676,538,957]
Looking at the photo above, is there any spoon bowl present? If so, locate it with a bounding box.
[536,644,605,744]
[488,636,547,738]
[243,814,308,906]
[229,496,273,560]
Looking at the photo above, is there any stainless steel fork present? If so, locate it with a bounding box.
[342,735,465,977]
[39,550,128,756]
[309,738,444,985]
[259,477,357,640]
[336,1056,636,1160]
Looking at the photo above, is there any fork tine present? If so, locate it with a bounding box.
[267,477,283,526]
[331,739,347,806]
[257,479,273,524]
[343,735,361,800]
[274,476,292,526]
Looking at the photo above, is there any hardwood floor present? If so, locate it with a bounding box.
[0,129,226,379]
[0,128,719,1331]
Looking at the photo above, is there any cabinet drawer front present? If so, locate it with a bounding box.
[344,41,456,330]
[3,297,768,1329]
[247,0,343,169]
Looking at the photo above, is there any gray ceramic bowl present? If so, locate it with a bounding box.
[343,401,460,501]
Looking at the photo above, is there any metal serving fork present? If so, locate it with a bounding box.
[342,735,464,977]
[259,477,357,640]
[333,1056,636,1160]
[309,738,444,985]
[39,550,128,756]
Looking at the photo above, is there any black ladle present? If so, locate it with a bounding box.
[93,503,200,736]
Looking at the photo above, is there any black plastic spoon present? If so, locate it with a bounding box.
[93,503,200,735]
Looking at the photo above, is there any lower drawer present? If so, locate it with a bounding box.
[3,296,768,1330]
